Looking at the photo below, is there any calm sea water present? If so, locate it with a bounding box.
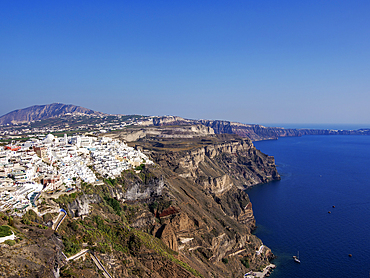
[248,135,370,277]
[259,123,370,130]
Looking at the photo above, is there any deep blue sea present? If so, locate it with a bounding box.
[248,135,370,277]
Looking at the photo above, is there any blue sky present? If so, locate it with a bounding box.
[1,1,370,125]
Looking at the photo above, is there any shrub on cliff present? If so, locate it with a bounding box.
[103,196,122,216]
[135,163,145,171]
[0,225,12,237]
[4,239,16,246]
[22,210,42,225]
[104,177,117,187]
[128,234,142,255]
[241,257,250,268]
[53,192,83,210]
[63,235,81,256]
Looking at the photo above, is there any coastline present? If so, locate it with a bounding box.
[250,135,370,277]
[245,264,276,278]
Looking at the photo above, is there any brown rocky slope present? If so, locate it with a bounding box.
[0,133,279,278]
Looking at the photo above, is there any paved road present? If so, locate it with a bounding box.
[90,252,113,278]
[53,209,67,231]
[66,249,89,261]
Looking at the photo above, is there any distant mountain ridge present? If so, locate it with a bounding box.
[2,103,370,140]
[0,103,105,125]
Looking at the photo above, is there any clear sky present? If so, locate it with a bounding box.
[1,0,370,125]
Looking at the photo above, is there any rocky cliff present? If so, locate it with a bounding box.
[0,132,279,278]
[139,116,370,140]
[201,120,370,140]
[68,194,102,217]
[148,135,279,190]
[106,124,215,142]
[121,133,280,277]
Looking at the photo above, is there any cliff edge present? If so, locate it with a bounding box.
[0,131,279,278]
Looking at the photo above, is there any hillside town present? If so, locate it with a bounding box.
[0,113,148,143]
[0,133,152,215]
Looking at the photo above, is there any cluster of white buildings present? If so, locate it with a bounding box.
[0,183,43,214]
[91,137,150,179]
[0,133,152,214]
[0,114,142,140]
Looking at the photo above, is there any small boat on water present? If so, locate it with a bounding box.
[293,251,301,263]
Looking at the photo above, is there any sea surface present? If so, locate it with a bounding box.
[259,123,370,130]
[248,135,370,277]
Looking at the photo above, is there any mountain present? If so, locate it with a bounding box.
[0,103,105,125]
[2,103,369,140]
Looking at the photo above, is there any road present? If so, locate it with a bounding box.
[90,252,113,278]
[66,249,89,261]
[52,209,67,231]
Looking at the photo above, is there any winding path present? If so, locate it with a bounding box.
[66,249,89,261]
[53,208,113,277]
[90,252,113,278]
[53,209,67,231]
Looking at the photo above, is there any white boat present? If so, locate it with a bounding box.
[293,251,301,263]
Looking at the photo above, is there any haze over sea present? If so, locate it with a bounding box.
[248,134,370,277]
[261,123,370,130]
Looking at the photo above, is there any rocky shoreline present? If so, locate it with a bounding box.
[245,264,276,277]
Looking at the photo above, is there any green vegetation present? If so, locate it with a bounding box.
[0,225,12,237]
[128,234,142,255]
[103,196,121,216]
[43,213,54,223]
[241,257,250,268]
[22,210,42,225]
[60,214,129,255]
[148,201,158,213]
[56,199,203,277]
[104,177,117,187]
[148,198,172,215]
[4,239,16,246]
[60,267,78,278]
[7,216,14,227]
[63,235,82,256]
[53,192,83,211]
[68,221,79,232]
[133,230,204,277]
[138,168,156,183]
[38,224,48,229]
[135,163,145,171]
[222,258,228,264]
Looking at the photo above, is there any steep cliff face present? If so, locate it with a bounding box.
[68,194,102,217]
[0,133,279,278]
[139,116,370,140]
[140,116,195,127]
[123,134,280,277]
[199,120,285,140]
[150,135,279,191]
[107,124,215,142]
[0,216,67,278]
